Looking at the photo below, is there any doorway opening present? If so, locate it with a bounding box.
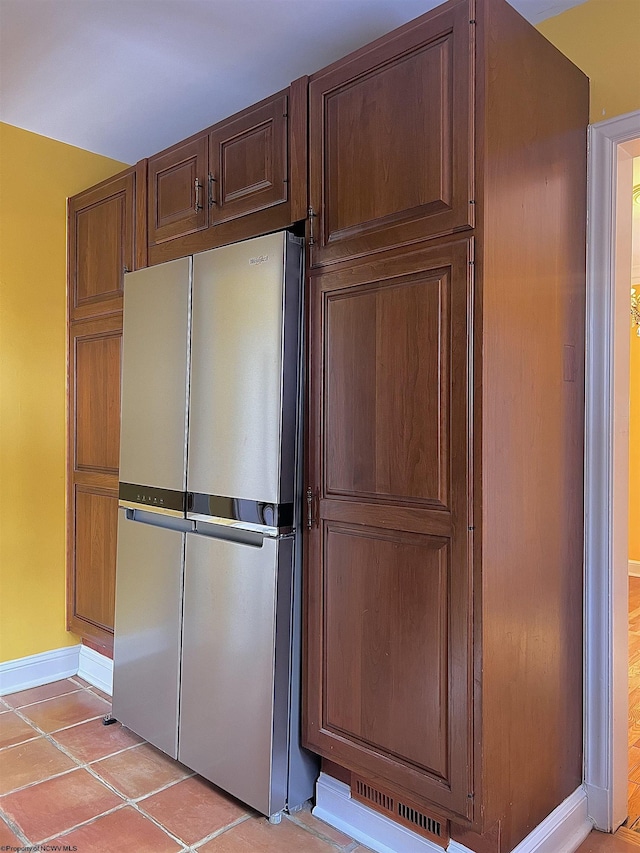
[584,112,640,833]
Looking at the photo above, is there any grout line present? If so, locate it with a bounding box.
[2,687,84,711]
[183,812,254,849]
[0,811,31,847]
[35,802,129,845]
[284,810,350,851]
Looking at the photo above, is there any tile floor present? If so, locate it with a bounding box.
[0,677,371,852]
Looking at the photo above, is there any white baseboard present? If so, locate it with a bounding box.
[314,774,592,853]
[77,645,113,696]
[0,645,80,696]
[507,787,592,853]
[629,560,640,578]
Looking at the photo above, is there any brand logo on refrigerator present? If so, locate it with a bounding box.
[249,255,269,265]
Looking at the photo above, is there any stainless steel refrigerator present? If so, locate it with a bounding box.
[111,231,316,819]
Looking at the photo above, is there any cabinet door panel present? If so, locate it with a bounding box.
[148,135,208,245]
[74,331,122,474]
[72,486,118,632]
[325,270,450,508]
[324,524,449,780]
[67,313,123,650]
[309,0,473,266]
[209,93,288,226]
[305,239,473,820]
[68,170,134,320]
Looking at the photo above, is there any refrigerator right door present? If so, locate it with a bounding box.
[187,231,301,515]
[178,527,294,817]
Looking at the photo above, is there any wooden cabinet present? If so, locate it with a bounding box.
[303,0,588,850]
[306,239,474,820]
[148,136,208,244]
[308,0,473,268]
[148,81,307,264]
[67,166,144,653]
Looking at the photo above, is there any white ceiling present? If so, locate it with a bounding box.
[0,0,587,165]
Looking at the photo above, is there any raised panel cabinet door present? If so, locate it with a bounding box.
[308,0,473,267]
[148,135,208,245]
[67,313,123,650]
[68,169,135,321]
[209,92,288,226]
[71,486,118,633]
[305,239,474,821]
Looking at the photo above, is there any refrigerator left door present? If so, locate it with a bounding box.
[119,257,192,515]
[112,509,185,758]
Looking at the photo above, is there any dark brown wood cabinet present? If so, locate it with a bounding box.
[67,165,145,653]
[148,81,307,264]
[148,136,208,244]
[306,238,475,820]
[65,1,589,846]
[308,0,473,268]
[303,0,588,850]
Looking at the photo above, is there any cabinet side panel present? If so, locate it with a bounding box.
[475,0,588,848]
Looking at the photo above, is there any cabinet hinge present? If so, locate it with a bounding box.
[208,174,217,207]
[308,206,316,246]
[306,486,318,530]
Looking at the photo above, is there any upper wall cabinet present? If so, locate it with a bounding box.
[148,136,208,245]
[308,0,473,268]
[68,170,136,321]
[148,81,308,265]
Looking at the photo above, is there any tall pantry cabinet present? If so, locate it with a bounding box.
[302,0,588,851]
[67,164,146,652]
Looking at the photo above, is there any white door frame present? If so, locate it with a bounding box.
[585,109,640,831]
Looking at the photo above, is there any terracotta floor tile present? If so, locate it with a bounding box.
[2,679,80,709]
[0,736,76,795]
[53,717,143,763]
[140,774,249,844]
[0,817,22,847]
[20,691,109,733]
[91,742,191,799]
[70,676,93,688]
[54,805,182,853]
[289,804,355,846]
[0,712,39,749]
[197,815,341,852]
[89,686,112,702]
[0,767,123,842]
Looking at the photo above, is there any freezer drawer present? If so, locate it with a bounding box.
[112,510,185,758]
[179,529,294,817]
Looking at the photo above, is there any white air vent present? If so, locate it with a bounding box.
[351,775,450,848]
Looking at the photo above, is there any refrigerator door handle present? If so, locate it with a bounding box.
[193,519,267,548]
[189,514,284,539]
[118,499,185,519]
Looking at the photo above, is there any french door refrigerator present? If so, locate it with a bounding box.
[111,231,316,819]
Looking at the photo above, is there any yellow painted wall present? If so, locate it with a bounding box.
[0,123,128,663]
[537,0,640,122]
